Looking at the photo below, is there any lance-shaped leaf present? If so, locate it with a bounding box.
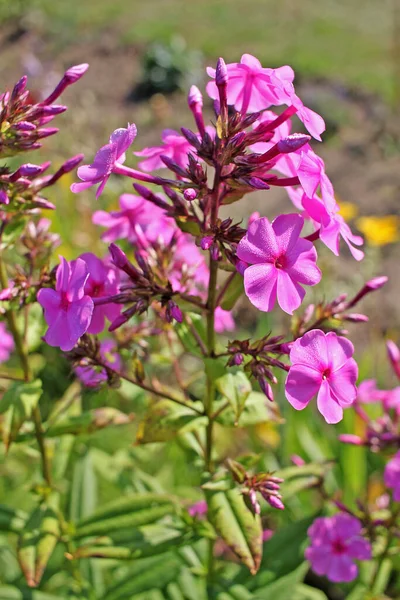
[46,408,134,437]
[175,313,207,357]
[136,400,206,444]
[102,554,182,600]
[0,504,27,534]
[216,372,252,423]
[205,488,262,575]
[0,379,42,449]
[17,495,60,587]
[220,273,244,311]
[216,391,283,428]
[0,585,67,599]
[74,492,178,539]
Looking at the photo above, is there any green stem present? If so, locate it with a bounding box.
[0,252,52,486]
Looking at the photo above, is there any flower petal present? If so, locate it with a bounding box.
[289,329,328,369]
[317,379,343,424]
[329,359,358,407]
[327,555,357,583]
[325,332,355,370]
[237,217,278,264]
[243,263,277,312]
[285,364,322,410]
[272,213,304,255]
[276,269,305,314]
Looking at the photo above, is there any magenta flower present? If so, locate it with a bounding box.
[76,253,120,334]
[38,257,94,351]
[285,330,358,424]
[305,514,371,583]
[214,307,235,333]
[92,193,176,246]
[71,124,137,198]
[75,339,122,387]
[236,214,321,314]
[384,451,400,501]
[134,129,192,172]
[0,323,14,362]
[206,54,325,139]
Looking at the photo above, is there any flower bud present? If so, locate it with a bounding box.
[267,495,284,510]
[0,190,9,205]
[236,260,247,276]
[216,57,228,86]
[42,64,89,104]
[258,377,274,402]
[341,313,369,323]
[346,276,388,308]
[277,133,311,154]
[166,300,183,323]
[387,340,400,380]
[210,243,220,261]
[201,236,213,251]
[233,352,243,366]
[11,76,27,102]
[188,85,203,108]
[338,434,364,445]
[183,188,197,202]
[13,121,36,131]
[291,454,305,466]
[109,243,129,269]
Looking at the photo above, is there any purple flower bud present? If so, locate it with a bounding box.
[267,495,284,510]
[11,76,27,101]
[33,197,56,209]
[236,260,247,276]
[64,63,89,83]
[13,121,36,131]
[188,85,203,108]
[61,153,85,173]
[183,188,197,202]
[258,377,274,402]
[180,127,202,150]
[277,133,311,154]
[36,127,59,139]
[166,300,183,324]
[233,352,243,366]
[215,57,228,86]
[0,190,9,205]
[19,163,43,177]
[341,313,369,323]
[338,434,364,445]
[108,313,129,332]
[109,243,129,269]
[291,454,305,466]
[246,177,270,190]
[201,236,213,251]
[210,243,220,261]
[346,276,388,308]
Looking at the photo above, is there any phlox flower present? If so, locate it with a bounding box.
[75,339,121,387]
[134,129,192,172]
[0,323,14,362]
[305,514,371,583]
[384,451,400,501]
[206,54,325,139]
[92,193,176,245]
[249,110,291,154]
[38,257,94,351]
[71,124,137,198]
[236,214,321,315]
[214,307,235,333]
[285,329,358,424]
[169,233,209,296]
[76,253,120,334]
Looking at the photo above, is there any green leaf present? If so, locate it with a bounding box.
[253,563,308,598]
[17,496,61,588]
[136,400,206,444]
[0,379,42,450]
[175,216,202,236]
[204,357,228,383]
[102,555,182,600]
[0,586,67,600]
[46,408,134,437]
[220,273,244,311]
[294,584,329,600]
[216,372,252,423]
[74,493,178,539]
[1,218,26,249]
[221,190,245,205]
[0,504,27,534]
[216,392,283,428]
[205,488,262,574]
[175,313,207,357]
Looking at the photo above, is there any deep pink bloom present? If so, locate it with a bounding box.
[237,214,321,314]
[286,330,358,423]
[305,514,371,583]
[206,54,325,139]
[134,129,192,172]
[75,339,121,387]
[384,451,400,501]
[76,253,120,334]
[0,323,14,362]
[214,307,235,333]
[71,124,137,198]
[92,193,176,245]
[38,257,94,351]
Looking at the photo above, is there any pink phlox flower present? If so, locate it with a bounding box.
[357,379,387,404]
[285,329,358,424]
[76,253,121,334]
[305,513,371,583]
[134,129,193,172]
[75,339,122,387]
[38,257,94,351]
[236,214,321,315]
[0,322,14,362]
[384,451,400,501]
[214,307,235,333]
[71,124,137,198]
[92,193,176,245]
[206,54,325,139]
[188,500,208,518]
[169,234,209,296]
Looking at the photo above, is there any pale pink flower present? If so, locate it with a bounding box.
[38,257,94,351]
[71,124,137,198]
[169,234,209,296]
[236,214,321,314]
[286,329,358,424]
[92,193,176,245]
[134,129,192,172]
[76,253,120,334]
[206,54,325,139]
[214,307,235,333]
[0,323,14,362]
[305,514,371,583]
[75,339,122,387]
[384,451,400,501]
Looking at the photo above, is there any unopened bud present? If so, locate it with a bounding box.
[277,133,311,154]
[233,352,243,366]
[341,313,369,323]
[166,300,183,323]
[13,121,36,131]
[387,340,400,380]
[11,76,27,102]
[291,454,305,466]
[346,276,388,308]
[109,243,128,269]
[201,236,213,251]
[188,85,203,108]
[215,57,228,86]
[42,64,89,105]
[0,190,9,205]
[267,495,284,510]
[338,434,364,446]
[210,243,220,261]
[183,188,197,202]
[258,377,274,402]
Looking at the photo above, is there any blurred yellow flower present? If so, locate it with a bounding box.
[337,201,358,221]
[356,215,400,246]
